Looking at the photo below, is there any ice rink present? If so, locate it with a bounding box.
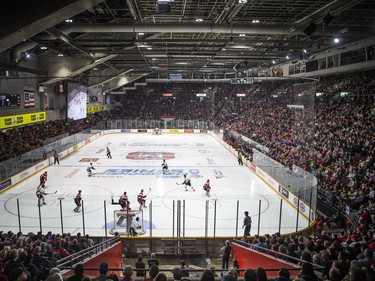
[0,133,309,237]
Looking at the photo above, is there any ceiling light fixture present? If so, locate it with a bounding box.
[239,33,246,37]
[195,18,203,22]
[65,19,73,23]
[252,19,260,23]
[334,38,340,43]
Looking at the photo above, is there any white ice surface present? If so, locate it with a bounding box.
[0,133,309,237]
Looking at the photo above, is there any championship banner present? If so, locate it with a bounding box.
[0,111,46,129]
[24,84,35,108]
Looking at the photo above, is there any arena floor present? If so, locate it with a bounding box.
[0,133,309,237]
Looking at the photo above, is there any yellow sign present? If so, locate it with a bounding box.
[0,111,46,129]
[169,129,179,133]
[87,105,103,113]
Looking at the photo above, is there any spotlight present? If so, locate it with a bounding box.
[334,38,340,43]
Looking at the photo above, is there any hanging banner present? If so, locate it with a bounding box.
[0,111,46,129]
[24,84,35,108]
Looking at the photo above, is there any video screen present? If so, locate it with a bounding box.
[67,84,87,120]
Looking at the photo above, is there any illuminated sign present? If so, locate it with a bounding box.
[236,93,246,97]
[87,105,103,113]
[196,93,206,97]
[162,93,174,97]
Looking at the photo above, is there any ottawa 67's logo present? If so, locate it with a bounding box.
[126,152,174,160]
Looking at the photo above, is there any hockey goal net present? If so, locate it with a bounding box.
[152,128,162,135]
[110,209,146,236]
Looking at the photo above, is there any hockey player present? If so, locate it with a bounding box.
[161,159,168,174]
[181,174,195,192]
[36,185,47,206]
[137,189,147,209]
[38,171,47,188]
[74,190,82,212]
[203,179,211,196]
[87,163,96,177]
[106,147,112,159]
[119,192,129,210]
[130,217,142,236]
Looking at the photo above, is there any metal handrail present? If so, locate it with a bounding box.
[57,236,121,268]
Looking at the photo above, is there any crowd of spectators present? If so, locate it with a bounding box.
[217,70,374,218]
[0,69,375,280]
[0,230,96,281]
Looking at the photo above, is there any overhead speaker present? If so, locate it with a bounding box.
[323,13,334,25]
[304,22,317,37]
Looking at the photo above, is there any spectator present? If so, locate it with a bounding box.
[255,267,267,281]
[200,269,215,281]
[67,264,85,281]
[144,265,159,281]
[298,262,319,281]
[243,268,257,281]
[3,250,25,279]
[147,253,159,268]
[275,268,290,281]
[180,260,189,278]
[221,240,231,271]
[134,256,145,277]
[92,262,109,281]
[8,267,28,281]
[171,268,182,281]
[121,265,133,281]
[153,273,167,281]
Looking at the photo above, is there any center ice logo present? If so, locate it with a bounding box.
[126,152,174,160]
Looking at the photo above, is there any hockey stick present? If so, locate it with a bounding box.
[46,190,57,195]
[176,182,181,186]
[145,187,152,196]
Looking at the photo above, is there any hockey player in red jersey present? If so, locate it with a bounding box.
[137,189,147,209]
[119,192,129,210]
[203,179,211,196]
[38,171,47,188]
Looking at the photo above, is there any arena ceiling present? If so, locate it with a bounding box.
[0,0,374,90]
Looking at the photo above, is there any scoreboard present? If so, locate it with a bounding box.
[0,94,21,107]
